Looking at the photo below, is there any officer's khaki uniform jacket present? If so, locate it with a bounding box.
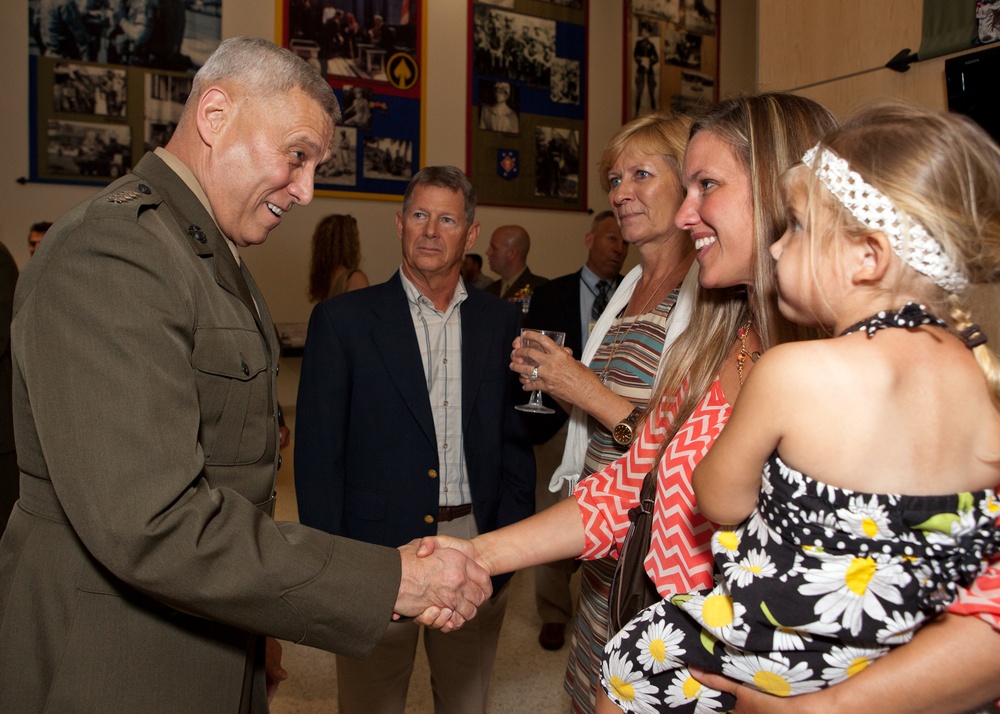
[0,153,399,712]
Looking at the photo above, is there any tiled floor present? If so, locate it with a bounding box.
[271,409,574,713]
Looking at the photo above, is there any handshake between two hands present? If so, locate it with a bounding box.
[394,535,492,632]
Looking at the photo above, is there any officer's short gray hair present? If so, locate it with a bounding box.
[191,37,341,125]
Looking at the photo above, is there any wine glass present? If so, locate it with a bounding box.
[515,329,565,414]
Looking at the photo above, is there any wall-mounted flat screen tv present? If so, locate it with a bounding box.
[945,45,1000,145]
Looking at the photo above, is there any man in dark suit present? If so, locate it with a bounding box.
[521,209,627,650]
[295,166,535,714]
[0,38,488,713]
[485,223,548,311]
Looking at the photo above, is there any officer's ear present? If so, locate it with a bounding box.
[195,86,233,147]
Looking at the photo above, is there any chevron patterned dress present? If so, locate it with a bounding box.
[570,379,730,710]
[564,294,680,713]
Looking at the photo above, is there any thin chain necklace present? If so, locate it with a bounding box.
[598,255,691,385]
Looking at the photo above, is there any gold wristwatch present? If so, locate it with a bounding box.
[612,407,643,447]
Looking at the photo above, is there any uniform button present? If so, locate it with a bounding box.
[424,515,435,524]
[428,469,437,478]
[443,400,449,407]
[277,454,283,471]
[137,184,151,194]
[241,360,250,376]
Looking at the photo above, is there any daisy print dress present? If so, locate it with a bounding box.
[601,453,1000,713]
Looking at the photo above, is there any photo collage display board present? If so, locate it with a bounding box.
[282,0,424,200]
[468,0,588,211]
[28,0,220,185]
[626,0,718,122]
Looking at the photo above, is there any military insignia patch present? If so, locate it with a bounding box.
[497,149,519,180]
[106,190,140,204]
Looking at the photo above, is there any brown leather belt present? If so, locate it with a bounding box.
[438,504,473,522]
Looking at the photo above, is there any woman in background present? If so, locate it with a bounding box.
[307,213,369,302]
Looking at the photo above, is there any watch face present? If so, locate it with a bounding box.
[614,423,633,445]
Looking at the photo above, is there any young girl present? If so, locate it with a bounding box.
[600,102,1000,713]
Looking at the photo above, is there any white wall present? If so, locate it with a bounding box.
[1,0,627,325]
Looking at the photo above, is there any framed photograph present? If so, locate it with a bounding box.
[468,1,588,211]
[28,2,221,185]
[624,0,718,122]
[282,0,424,200]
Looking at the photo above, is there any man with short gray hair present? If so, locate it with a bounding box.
[0,38,489,713]
[296,165,536,714]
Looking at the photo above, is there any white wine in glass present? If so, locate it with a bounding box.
[515,329,566,414]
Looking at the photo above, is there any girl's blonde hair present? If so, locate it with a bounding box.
[643,93,837,447]
[794,101,1000,406]
[307,214,362,303]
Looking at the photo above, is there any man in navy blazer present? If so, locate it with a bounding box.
[295,166,535,714]
[521,209,627,650]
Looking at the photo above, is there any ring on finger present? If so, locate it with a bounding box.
[530,366,539,381]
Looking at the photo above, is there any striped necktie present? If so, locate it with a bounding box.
[592,280,611,321]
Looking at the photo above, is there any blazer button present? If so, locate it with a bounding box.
[427,469,437,479]
[424,515,435,524]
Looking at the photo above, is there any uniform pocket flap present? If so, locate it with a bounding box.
[193,328,267,381]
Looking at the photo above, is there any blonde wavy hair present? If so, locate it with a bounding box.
[789,101,1000,407]
[597,112,691,193]
[642,93,837,447]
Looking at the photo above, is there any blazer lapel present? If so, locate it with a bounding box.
[371,275,437,446]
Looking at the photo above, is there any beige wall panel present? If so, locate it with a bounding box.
[758,0,922,91]
[719,0,757,97]
[775,57,950,118]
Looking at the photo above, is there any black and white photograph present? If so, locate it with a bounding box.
[630,0,680,23]
[143,71,192,152]
[362,136,412,181]
[341,85,374,131]
[473,5,556,86]
[317,127,358,186]
[46,119,131,180]
[52,63,127,117]
[538,0,584,9]
[632,20,660,117]
[682,0,716,36]
[479,80,520,134]
[550,57,580,105]
[664,28,702,68]
[534,126,580,199]
[671,69,713,113]
[287,0,418,81]
[30,0,220,71]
